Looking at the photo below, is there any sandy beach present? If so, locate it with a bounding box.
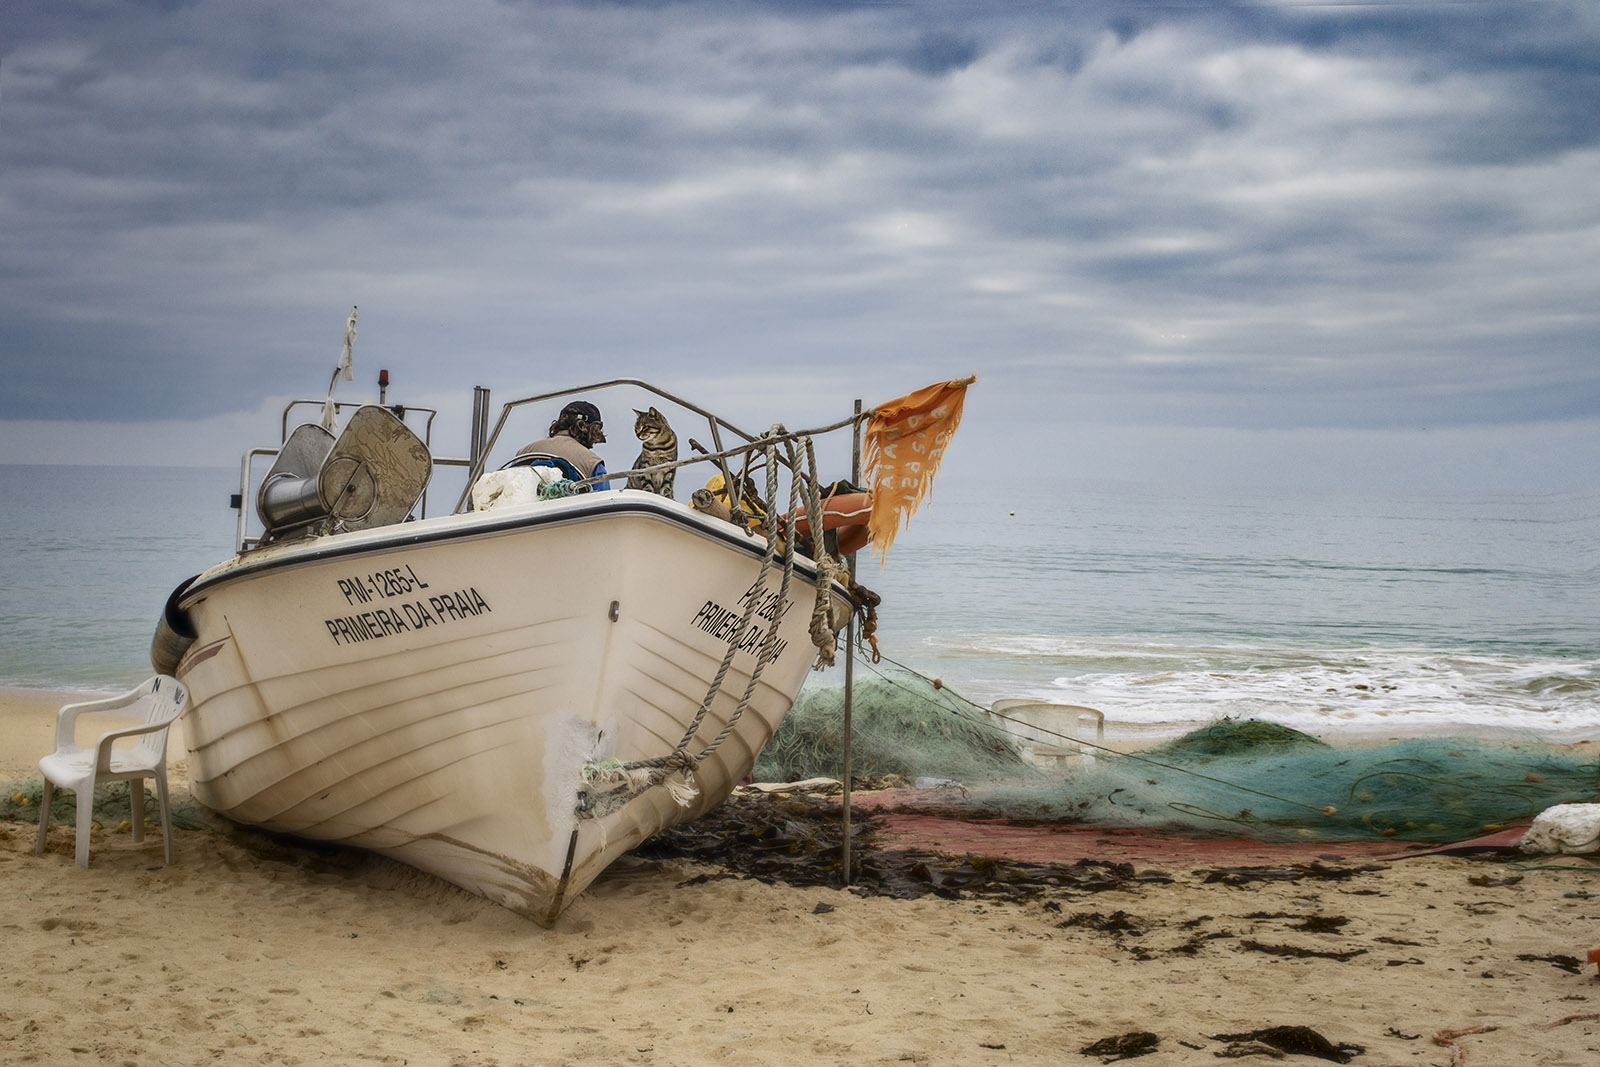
[3,689,1599,1066]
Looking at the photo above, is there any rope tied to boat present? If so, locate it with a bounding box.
[580,426,807,816]
[537,478,581,500]
[796,435,841,670]
[848,577,882,663]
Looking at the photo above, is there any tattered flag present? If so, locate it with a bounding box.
[862,374,975,562]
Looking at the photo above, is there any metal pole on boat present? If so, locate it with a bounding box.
[470,387,491,474]
[842,398,861,886]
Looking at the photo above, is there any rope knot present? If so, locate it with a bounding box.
[538,478,581,500]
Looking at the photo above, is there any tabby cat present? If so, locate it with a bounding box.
[625,406,678,499]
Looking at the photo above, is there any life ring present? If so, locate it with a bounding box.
[785,492,872,557]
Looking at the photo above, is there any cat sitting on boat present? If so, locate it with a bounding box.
[626,406,678,499]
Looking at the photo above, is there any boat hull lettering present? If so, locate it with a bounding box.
[171,492,848,924]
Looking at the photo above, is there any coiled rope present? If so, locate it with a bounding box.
[536,478,581,500]
[797,435,842,670]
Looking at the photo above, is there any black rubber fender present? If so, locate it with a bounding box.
[150,575,199,676]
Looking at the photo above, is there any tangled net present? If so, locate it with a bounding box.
[756,669,1599,843]
[754,669,1030,785]
[1,779,214,832]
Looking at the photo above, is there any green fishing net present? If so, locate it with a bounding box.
[991,731,1598,842]
[754,669,1031,785]
[1,779,213,831]
[758,669,1599,843]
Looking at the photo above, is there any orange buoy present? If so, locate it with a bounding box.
[785,492,873,557]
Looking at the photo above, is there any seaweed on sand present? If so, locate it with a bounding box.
[635,790,1172,903]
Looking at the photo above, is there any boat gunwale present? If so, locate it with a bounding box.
[177,489,847,611]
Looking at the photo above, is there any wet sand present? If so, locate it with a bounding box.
[3,689,1599,1065]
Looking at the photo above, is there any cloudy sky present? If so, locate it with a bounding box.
[2,0,1596,490]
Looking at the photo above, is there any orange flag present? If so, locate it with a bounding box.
[863,374,976,561]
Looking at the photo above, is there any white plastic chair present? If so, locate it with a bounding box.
[34,675,189,867]
[988,699,1106,766]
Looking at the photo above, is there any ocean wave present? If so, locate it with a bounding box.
[906,633,1600,742]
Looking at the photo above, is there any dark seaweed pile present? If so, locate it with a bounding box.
[638,790,1171,902]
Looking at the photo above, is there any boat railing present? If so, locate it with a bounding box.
[280,398,440,448]
[235,379,864,553]
[233,398,471,552]
[453,378,861,518]
[285,398,476,516]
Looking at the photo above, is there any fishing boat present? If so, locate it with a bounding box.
[151,315,972,923]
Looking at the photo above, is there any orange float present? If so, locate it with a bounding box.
[785,491,873,557]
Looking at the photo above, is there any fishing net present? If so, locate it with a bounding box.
[981,728,1599,842]
[757,671,1600,843]
[754,668,1033,785]
[1,778,214,832]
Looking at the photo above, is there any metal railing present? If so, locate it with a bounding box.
[233,398,466,552]
[451,378,763,515]
[235,379,867,552]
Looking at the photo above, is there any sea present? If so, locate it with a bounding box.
[1,463,1595,744]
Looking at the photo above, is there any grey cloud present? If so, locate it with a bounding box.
[1,0,1596,453]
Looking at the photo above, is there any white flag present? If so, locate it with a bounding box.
[322,305,358,430]
[338,306,358,381]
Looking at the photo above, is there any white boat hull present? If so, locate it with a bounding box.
[170,491,847,923]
